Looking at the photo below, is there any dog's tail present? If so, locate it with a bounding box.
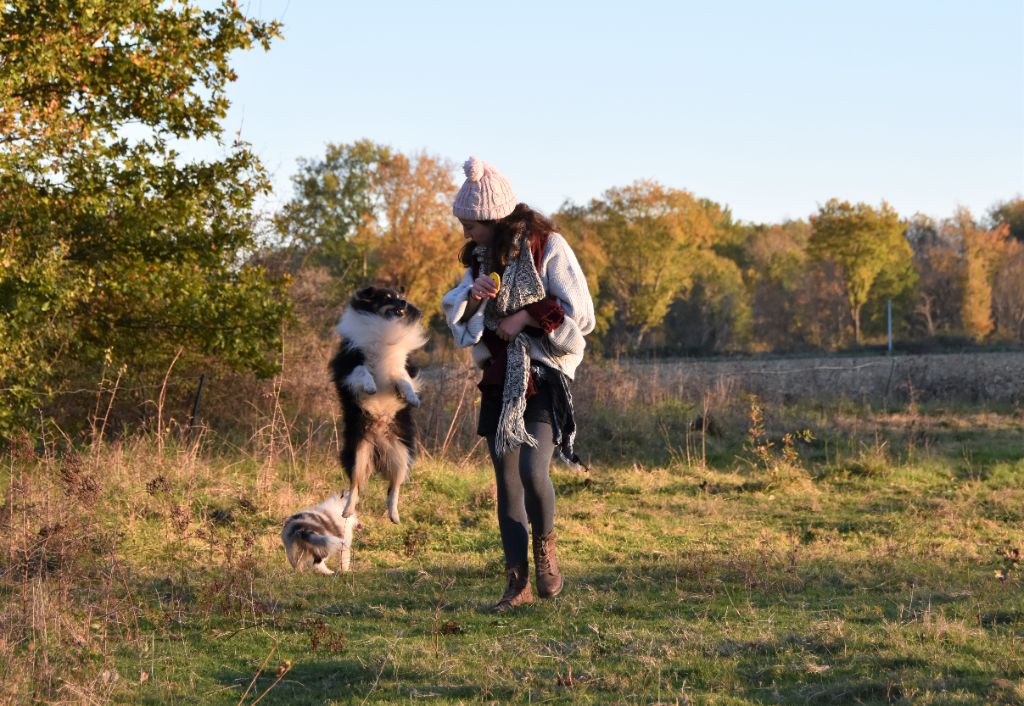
[282,526,346,569]
[302,530,346,560]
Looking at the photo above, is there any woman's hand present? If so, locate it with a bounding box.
[495,310,539,341]
[469,274,499,302]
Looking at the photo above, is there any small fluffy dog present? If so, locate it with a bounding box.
[281,491,358,574]
[330,286,426,525]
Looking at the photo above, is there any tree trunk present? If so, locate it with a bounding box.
[918,295,936,337]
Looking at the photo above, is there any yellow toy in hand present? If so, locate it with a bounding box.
[488,272,501,291]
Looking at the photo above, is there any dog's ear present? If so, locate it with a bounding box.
[355,286,376,300]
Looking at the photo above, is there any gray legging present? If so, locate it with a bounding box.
[486,421,556,568]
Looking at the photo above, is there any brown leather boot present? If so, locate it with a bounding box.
[493,563,533,612]
[533,531,564,598]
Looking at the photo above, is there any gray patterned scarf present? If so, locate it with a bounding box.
[476,232,547,458]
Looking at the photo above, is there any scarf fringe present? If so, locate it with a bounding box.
[494,395,538,458]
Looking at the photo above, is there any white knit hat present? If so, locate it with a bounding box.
[452,156,517,221]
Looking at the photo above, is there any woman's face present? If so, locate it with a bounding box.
[459,219,495,246]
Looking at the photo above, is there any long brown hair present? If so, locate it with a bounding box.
[458,203,555,272]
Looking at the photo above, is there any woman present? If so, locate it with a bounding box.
[441,156,595,611]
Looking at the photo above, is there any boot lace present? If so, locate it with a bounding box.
[536,539,552,573]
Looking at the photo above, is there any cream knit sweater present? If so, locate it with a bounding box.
[441,233,595,380]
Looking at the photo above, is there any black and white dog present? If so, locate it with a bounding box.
[329,286,426,525]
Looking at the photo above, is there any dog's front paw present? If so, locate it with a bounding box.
[396,381,420,407]
[347,366,378,396]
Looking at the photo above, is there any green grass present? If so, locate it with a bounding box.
[2,405,1024,704]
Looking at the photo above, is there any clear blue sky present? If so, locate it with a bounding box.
[208,0,1023,224]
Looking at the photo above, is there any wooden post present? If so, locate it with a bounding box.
[187,373,206,432]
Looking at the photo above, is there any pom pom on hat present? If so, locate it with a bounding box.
[463,156,485,182]
[452,156,517,221]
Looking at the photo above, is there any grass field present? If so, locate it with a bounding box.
[3,391,1024,704]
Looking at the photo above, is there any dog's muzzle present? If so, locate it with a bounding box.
[385,301,407,319]
[386,299,421,322]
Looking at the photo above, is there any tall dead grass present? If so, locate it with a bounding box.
[0,424,339,705]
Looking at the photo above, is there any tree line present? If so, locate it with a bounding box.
[2,0,1022,436]
[279,142,1024,358]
